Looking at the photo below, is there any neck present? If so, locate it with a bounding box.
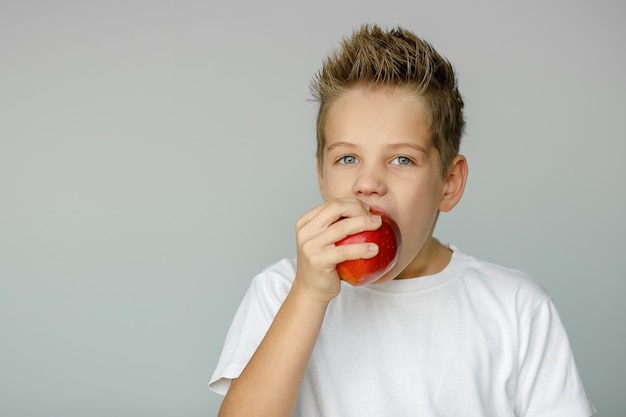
[395,238,452,279]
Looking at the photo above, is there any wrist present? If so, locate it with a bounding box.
[290,277,336,309]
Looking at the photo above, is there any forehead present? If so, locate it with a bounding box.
[323,86,433,150]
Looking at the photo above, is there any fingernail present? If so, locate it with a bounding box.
[368,243,379,253]
[371,215,381,223]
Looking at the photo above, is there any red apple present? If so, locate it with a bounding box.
[335,207,402,286]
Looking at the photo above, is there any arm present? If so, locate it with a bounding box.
[218,198,381,417]
[218,279,328,417]
[516,297,596,417]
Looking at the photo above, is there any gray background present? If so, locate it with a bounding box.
[1,0,624,416]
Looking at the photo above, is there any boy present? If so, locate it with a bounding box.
[209,24,595,417]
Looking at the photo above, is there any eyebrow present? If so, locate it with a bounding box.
[387,143,427,153]
[325,141,427,154]
[325,142,354,153]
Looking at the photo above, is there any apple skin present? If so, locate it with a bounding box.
[335,207,402,286]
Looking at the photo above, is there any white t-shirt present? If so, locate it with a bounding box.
[209,247,595,417]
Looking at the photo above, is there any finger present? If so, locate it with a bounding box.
[325,214,382,246]
[301,234,379,274]
[301,213,381,260]
[331,241,379,264]
[304,198,370,232]
[296,198,369,246]
[296,202,327,231]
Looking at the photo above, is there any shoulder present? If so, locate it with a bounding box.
[456,247,547,292]
[453,247,551,316]
[249,258,296,303]
[256,257,296,277]
[226,258,296,327]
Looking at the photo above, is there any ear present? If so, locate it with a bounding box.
[439,155,468,212]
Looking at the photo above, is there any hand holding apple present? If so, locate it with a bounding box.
[335,207,402,286]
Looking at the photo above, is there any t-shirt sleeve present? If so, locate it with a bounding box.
[516,297,596,417]
[208,259,294,395]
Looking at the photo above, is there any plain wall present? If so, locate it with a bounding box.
[1,0,624,415]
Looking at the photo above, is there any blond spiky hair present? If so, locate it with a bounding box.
[310,24,465,176]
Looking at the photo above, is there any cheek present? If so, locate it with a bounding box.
[318,165,331,199]
[319,170,349,200]
[397,189,441,243]
[319,177,338,201]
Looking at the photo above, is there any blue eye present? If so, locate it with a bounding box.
[392,156,413,166]
[338,155,358,164]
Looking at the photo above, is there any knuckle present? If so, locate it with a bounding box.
[295,216,307,231]
[300,239,315,256]
[327,199,344,212]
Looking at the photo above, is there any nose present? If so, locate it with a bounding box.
[352,163,387,197]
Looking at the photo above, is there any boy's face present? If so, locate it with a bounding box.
[318,86,458,281]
